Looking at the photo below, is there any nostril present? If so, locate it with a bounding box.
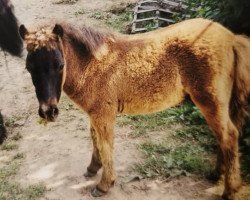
[38,108,46,119]
[51,107,59,117]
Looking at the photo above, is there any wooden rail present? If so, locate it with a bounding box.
[131,0,191,33]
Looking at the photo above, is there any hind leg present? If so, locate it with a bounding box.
[84,126,102,178]
[191,94,241,200]
[207,147,225,182]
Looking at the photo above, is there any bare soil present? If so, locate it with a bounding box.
[0,0,249,199]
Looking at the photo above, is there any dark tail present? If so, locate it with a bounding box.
[230,35,250,132]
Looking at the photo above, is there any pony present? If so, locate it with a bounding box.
[0,0,23,56]
[19,18,250,200]
[0,0,23,144]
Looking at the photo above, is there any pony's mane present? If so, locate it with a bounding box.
[24,23,115,58]
[61,23,115,58]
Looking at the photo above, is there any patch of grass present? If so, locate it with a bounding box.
[90,11,106,20]
[23,184,47,199]
[136,142,213,178]
[0,162,19,179]
[53,0,78,5]
[13,153,25,160]
[0,160,46,199]
[108,2,135,15]
[11,132,22,141]
[105,12,133,32]
[175,125,216,152]
[1,142,18,151]
[118,102,216,179]
[0,133,46,198]
[117,112,171,136]
[144,21,156,32]
[5,118,17,128]
[128,102,250,183]
[117,101,206,137]
[4,114,24,128]
[74,9,86,17]
[90,10,133,33]
[0,181,46,200]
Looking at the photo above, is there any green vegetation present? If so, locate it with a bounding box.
[0,152,46,199]
[74,9,86,17]
[137,142,213,178]
[4,115,23,128]
[90,9,133,33]
[11,132,23,141]
[0,125,46,199]
[118,101,250,182]
[13,153,25,160]
[53,0,79,5]
[105,12,133,33]
[182,0,250,35]
[1,142,18,151]
[126,102,215,178]
[118,102,215,177]
[117,101,206,137]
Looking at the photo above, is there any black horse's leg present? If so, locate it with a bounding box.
[0,111,7,144]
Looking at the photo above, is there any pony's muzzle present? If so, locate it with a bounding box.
[39,103,59,122]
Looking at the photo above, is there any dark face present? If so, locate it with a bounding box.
[26,47,65,121]
[0,0,23,56]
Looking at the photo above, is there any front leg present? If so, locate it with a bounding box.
[89,112,116,197]
[84,126,102,177]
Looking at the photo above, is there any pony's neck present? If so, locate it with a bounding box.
[62,39,89,98]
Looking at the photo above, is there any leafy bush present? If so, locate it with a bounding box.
[183,0,250,35]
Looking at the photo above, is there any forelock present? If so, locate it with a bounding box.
[25,27,58,52]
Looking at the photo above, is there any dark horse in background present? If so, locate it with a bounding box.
[0,0,23,144]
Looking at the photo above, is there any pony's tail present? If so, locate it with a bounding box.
[230,35,250,132]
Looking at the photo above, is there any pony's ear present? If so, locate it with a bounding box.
[53,24,64,38]
[19,24,28,40]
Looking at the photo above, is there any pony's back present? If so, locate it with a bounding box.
[111,18,236,114]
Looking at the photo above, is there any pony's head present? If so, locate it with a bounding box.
[19,24,65,122]
[0,0,23,56]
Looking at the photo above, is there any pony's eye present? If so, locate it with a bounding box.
[59,64,64,70]
[55,63,64,71]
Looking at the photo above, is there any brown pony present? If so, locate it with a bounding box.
[19,18,250,200]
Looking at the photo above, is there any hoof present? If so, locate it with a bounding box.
[84,170,97,178]
[222,191,237,200]
[206,170,221,182]
[91,187,107,197]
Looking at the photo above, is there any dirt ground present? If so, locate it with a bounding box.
[0,0,249,199]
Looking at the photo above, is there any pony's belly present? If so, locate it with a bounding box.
[122,91,185,115]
